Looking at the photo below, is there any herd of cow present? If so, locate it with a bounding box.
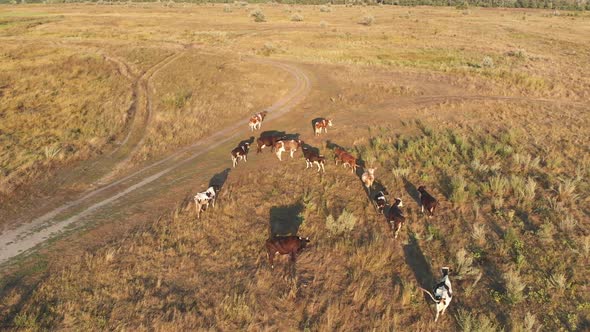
[193,110,453,322]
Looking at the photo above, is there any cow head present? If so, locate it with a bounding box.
[298,236,310,252]
[417,185,426,193]
[327,119,333,127]
[382,188,390,196]
[366,167,376,175]
[394,198,403,207]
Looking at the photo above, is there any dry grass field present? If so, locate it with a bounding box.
[0,3,589,331]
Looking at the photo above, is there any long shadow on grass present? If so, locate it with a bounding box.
[403,233,434,290]
[208,168,231,193]
[402,177,421,206]
[269,203,304,237]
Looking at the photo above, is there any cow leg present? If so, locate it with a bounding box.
[268,250,275,269]
[421,205,424,214]
[211,197,215,208]
[276,151,282,161]
[290,252,297,263]
[290,150,294,159]
[244,154,247,162]
[232,156,237,168]
[321,162,325,173]
[434,309,440,323]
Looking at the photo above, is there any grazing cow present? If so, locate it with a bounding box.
[314,118,333,136]
[248,111,268,131]
[231,142,250,168]
[265,236,310,269]
[362,168,377,190]
[256,133,286,153]
[302,146,326,173]
[374,189,389,213]
[387,198,405,239]
[334,147,358,174]
[420,267,453,322]
[274,139,303,161]
[418,186,438,217]
[194,186,216,219]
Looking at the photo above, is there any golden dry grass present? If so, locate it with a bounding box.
[0,3,589,332]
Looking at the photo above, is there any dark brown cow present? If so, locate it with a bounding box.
[333,147,358,173]
[302,146,326,172]
[265,236,310,269]
[387,198,405,239]
[314,118,333,136]
[257,133,286,153]
[417,186,438,217]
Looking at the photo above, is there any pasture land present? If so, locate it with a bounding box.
[0,3,589,331]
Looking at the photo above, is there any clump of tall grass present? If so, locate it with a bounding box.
[326,209,357,236]
[43,145,62,160]
[391,167,410,179]
[319,21,328,28]
[449,175,468,204]
[481,56,495,68]
[504,269,526,303]
[223,4,232,12]
[319,5,332,12]
[290,13,304,22]
[559,214,577,232]
[250,8,266,22]
[548,273,568,293]
[456,309,501,332]
[472,223,487,245]
[360,14,375,26]
[556,177,579,205]
[454,248,480,280]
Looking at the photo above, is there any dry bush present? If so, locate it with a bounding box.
[319,20,328,28]
[472,223,487,245]
[326,209,357,236]
[454,248,480,280]
[504,269,526,304]
[360,14,375,26]
[319,5,332,12]
[290,13,304,22]
[481,56,495,68]
[223,4,232,12]
[250,8,266,22]
[455,309,501,332]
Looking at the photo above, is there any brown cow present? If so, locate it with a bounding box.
[302,146,326,173]
[274,139,303,161]
[418,186,438,217]
[387,198,405,239]
[314,118,333,136]
[334,147,358,173]
[265,236,310,269]
[257,133,286,153]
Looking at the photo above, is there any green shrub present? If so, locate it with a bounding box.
[326,209,357,236]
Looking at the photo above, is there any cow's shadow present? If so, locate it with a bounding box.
[302,142,321,155]
[269,203,304,237]
[403,177,422,206]
[403,233,434,291]
[209,168,231,193]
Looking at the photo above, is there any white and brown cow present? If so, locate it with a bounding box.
[231,142,250,168]
[387,198,405,239]
[314,118,333,136]
[248,111,268,131]
[274,139,303,161]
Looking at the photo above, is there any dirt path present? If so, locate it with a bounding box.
[0,58,311,265]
